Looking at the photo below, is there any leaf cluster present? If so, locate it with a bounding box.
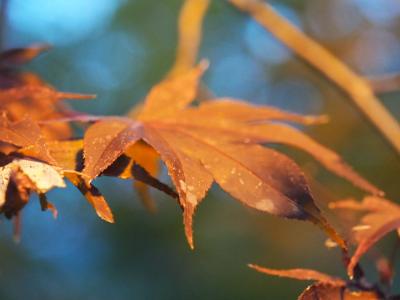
[0,1,399,299]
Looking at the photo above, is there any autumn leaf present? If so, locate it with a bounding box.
[80,62,382,250]
[248,264,345,285]
[15,138,112,222]
[0,157,66,217]
[0,2,397,298]
[249,264,381,299]
[0,45,95,140]
[0,44,114,224]
[0,83,95,140]
[65,172,114,223]
[0,112,54,161]
[330,196,400,278]
[20,139,176,223]
[137,61,209,119]
[298,283,379,300]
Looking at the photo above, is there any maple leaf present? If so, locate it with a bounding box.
[81,62,381,249]
[249,264,381,299]
[298,283,379,300]
[7,136,113,224]
[0,45,112,225]
[0,112,53,161]
[330,196,400,278]
[31,140,114,223]
[18,138,176,224]
[0,45,95,141]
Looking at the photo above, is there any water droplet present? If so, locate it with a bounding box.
[187,192,197,206]
[256,198,275,212]
[352,225,371,231]
[179,180,187,192]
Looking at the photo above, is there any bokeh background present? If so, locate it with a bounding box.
[1,0,400,299]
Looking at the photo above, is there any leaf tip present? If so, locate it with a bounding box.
[309,214,348,252]
[248,263,257,270]
[184,206,195,250]
[307,114,330,125]
[184,223,195,250]
[34,43,52,53]
[198,59,210,72]
[98,211,115,224]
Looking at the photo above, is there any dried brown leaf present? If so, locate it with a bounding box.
[0,157,65,216]
[298,283,379,300]
[331,197,400,278]
[0,113,53,161]
[0,45,95,141]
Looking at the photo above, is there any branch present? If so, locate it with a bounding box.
[168,0,210,78]
[229,0,400,154]
[128,0,211,118]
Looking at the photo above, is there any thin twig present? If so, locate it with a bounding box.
[168,0,215,101]
[128,0,211,118]
[229,0,400,154]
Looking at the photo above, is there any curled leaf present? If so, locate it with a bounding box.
[331,197,400,277]
[0,158,65,217]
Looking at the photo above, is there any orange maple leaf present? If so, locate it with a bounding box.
[80,62,381,249]
[331,196,400,277]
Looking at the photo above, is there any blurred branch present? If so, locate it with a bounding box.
[168,0,210,78]
[367,73,400,94]
[168,0,214,101]
[129,0,211,118]
[229,0,400,154]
